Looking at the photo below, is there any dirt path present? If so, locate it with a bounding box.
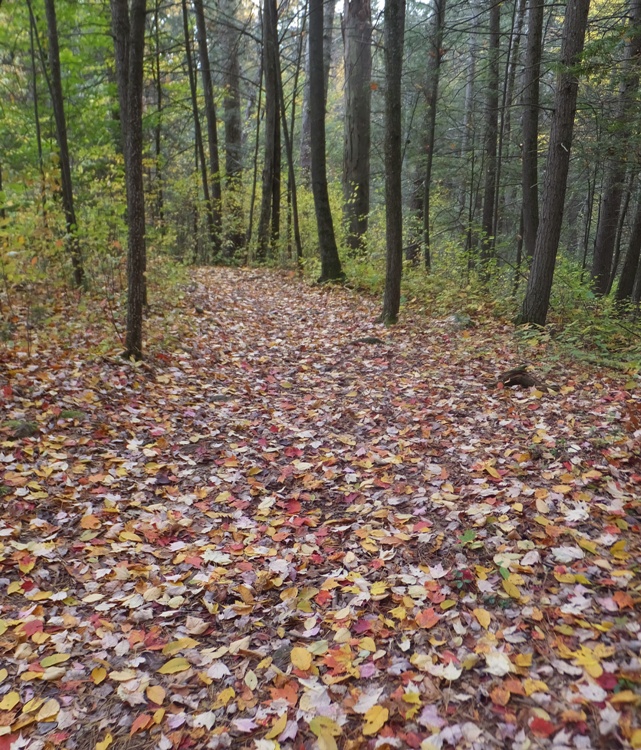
[1,268,640,750]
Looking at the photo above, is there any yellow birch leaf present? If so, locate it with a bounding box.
[157,658,190,674]
[265,712,288,740]
[92,667,107,685]
[502,579,521,599]
[608,690,641,705]
[95,734,113,750]
[631,729,641,749]
[0,691,20,710]
[362,705,389,736]
[0,668,7,683]
[473,608,491,629]
[162,638,199,655]
[291,646,313,670]
[35,698,60,721]
[146,685,166,704]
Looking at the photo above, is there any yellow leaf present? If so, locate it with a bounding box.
[360,637,376,652]
[0,691,20,710]
[157,657,190,674]
[146,685,166,705]
[632,729,641,749]
[514,653,532,667]
[370,581,387,596]
[502,579,521,599]
[162,638,199,655]
[578,539,598,555]
[35,698,60,721]
[362,705,389,736]
[109,669,138,682]
[92,667,107,685]
[119,531,142,542]
[213,687,235,707]
[523,679,548,696]
[291,646,313,671]
[8,581,23,594]
[95,733,113,750]
[0,668,7,683]
[22,697,44,714]
[473,608,491,630]
[609,690,641,705]
[310,716,342,737]
[265,712,288,739]
[40,653,70,668]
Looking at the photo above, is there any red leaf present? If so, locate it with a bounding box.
[529,717,556,738]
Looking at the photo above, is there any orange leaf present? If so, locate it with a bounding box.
[80,514,101,529]
[415,608,440,629]
[529,717,556,738]
[130,714,152,736]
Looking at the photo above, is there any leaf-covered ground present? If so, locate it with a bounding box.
[1,268,641,750]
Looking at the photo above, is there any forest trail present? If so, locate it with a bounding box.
[1,268,641,750]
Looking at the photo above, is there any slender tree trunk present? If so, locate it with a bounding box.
[193,0,222,253]
[517,0,590,326]
[479,0,500,266]
[309,0,343,281]
[182,0,216,257]
[29,9,47,223]
[521,0,544,259]
[257,0,279,260]
[422,0,446,270]
[301,0,336,178]
[43,0,83,286]
[221,0,245,254]
[381,0,406,323]
[608,172,634,293]
[153,0,164,230]
[458,1,480,225]
[616,188,641,301]
[342,0,372,254]
[111,0,147,359]
[593,0,641,294]
[247,58,263,248]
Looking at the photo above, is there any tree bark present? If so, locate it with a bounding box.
[616,190,641,301]
[479,0,500,266]
[43,0,84,286]
[517,0,590,326]
[422,0,446,270]
[256,0,280,260]
[342,0,372,254]
[182,0,216,257]
[521,0,544,259]
[221,0,245,254]
[309,0,343,281]
[381,0,406,323]
[301,0,336,177]
[193,0,222,253]
[153,0,164,230]
[593,0,641,294]
[111,0,147,359]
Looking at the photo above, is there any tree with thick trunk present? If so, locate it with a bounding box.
[256,0,280,260]
[111,0,147,359]
[43,0,84,286]
[193,0,223,253]
[301,0,336,177]
[342,0,372,254]
[517,0,591,326]
[422,0,446,270]
[309,0,343,281]
[593,0,641,295]
[381,0,406,323]
[479,0,500,267]
[521,0,544,259]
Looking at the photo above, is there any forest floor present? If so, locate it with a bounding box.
[1,267,641,750]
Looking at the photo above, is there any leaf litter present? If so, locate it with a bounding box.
[1,268,641,750]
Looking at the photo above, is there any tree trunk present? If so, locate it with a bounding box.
[422,0,446,270]
[309,0,343,281]
[342,0,372,254]
[153,0,164,230]
[381,0,406,323]
[517,0,590,326]
[593,0,641,294]
[479,0,500,266]
[521,0,544,260]
[616,190,641,301]
[44,0,84,286]
[221,0,245,254]
[257,0,279,260]
[193,0,222,253]
[111,0,147,359]
[301,0,336,177]
[182,0,216,257]
[458,0,480,226]
[30,7,47,222]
